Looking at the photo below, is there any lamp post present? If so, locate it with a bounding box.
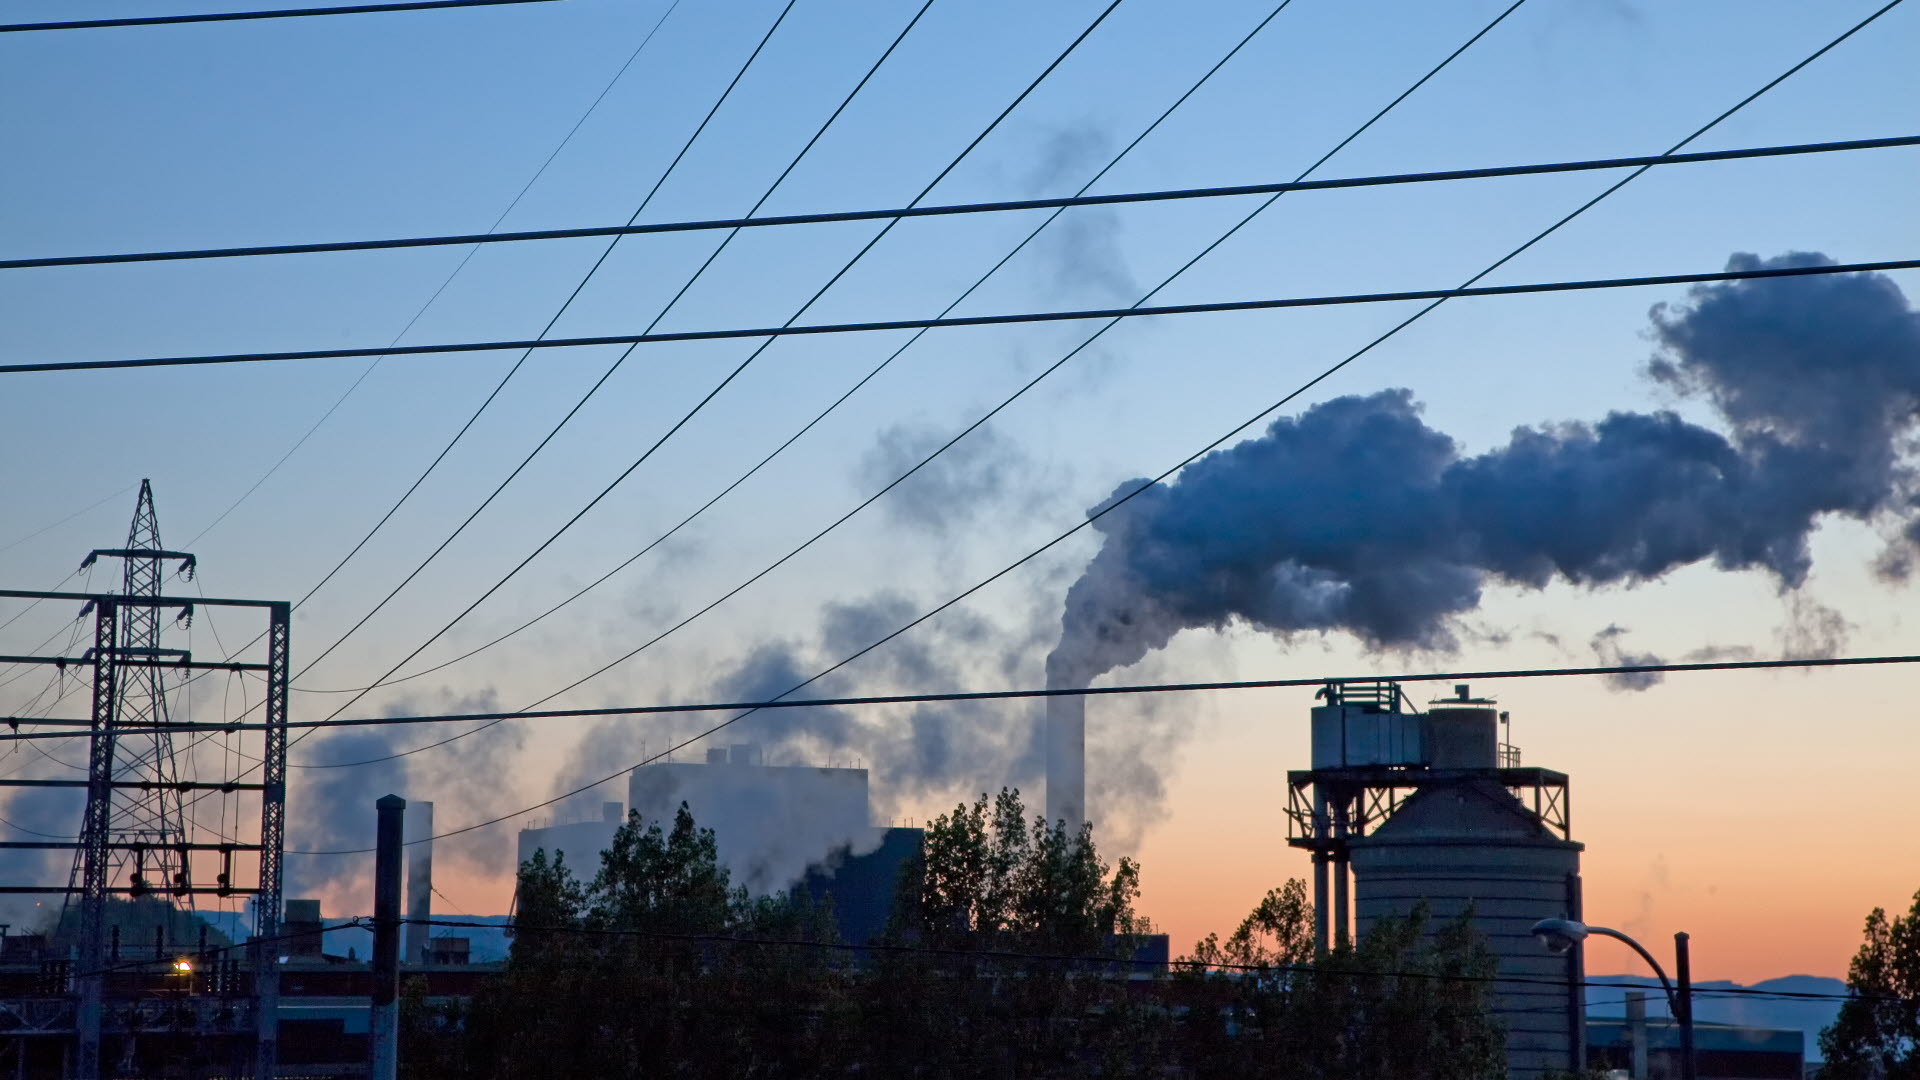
[1532,918,1694,1080]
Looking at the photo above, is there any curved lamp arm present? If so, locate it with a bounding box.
[1586,924,1680,1018]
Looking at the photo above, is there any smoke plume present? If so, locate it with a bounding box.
[286,686,509,917]
[1047,253,1919,812]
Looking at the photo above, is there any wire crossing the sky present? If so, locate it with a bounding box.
[11,257,1915,377]
[310,0,1912,851]
[13,652,1920,743]
[0,0,560,32]
[287,0,1302,699]
[285,0,1536,771]
[7,134,1914,271]
[286,0,1130,743]
[178,0,687,551]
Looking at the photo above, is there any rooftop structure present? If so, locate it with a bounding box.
[1289,682,1581,1079]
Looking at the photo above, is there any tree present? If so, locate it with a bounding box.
[1176,884,1506,1080]
[1819,891,1920,1079]
[866,787,1166,1078]
[463,803,846,1080]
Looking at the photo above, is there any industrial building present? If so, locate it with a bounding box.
[516,748,921,946]
[1586,1013,1806,1079]
[628,745,872,895]
[1288,682,1583,1078]
[514,799,627,877]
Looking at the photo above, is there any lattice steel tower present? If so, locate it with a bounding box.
[69,479,198,901]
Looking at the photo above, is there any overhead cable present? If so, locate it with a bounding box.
[285,0,1131,741]
[283,0,1530,771]
[290,0,1304,697]
[318,0,1909,851]
[285,0,933,686]
[12,256,1917,377]
[19,651,1920,743]
[179,0,687,550]
[8,134,1915,272]
[0,0,560,32]
[157,0,797,699]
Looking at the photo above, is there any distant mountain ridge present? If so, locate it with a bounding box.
[1587,973,1848,1061]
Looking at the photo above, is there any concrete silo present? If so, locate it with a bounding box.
[1287,683,1582,1078]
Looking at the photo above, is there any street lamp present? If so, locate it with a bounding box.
[1532,918,1694,1080]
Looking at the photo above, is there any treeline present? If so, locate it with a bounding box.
[401,789,1505,1079]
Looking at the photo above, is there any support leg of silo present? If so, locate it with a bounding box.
[1312,851,1329,955]
[1333,851,1350,946]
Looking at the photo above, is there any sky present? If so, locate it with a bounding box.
[1,0,1918,984]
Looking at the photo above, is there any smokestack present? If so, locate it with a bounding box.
[1045,695,1085,831]
[403,801,432,965]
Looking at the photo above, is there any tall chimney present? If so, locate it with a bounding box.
[403,801,433,964]
[1045,695,1085,832]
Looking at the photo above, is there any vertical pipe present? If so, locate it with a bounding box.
[1311,852,1329,955]
[1330,789,1350,946]
[1311,786,1330,954]
[1331,853,1349,946]
[1675,932,1695,1080]
[370,794,406,1080]
[404,802,434,965]
[1044,695,1085,832]
[1567,871,1587,1075]
[1626,991,1647,1080]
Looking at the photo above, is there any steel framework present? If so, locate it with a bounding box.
[0,484,289,1079]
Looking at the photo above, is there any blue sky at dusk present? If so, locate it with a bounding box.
[2,0,1918,980]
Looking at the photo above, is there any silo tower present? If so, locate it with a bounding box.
[1286,682,1582,1078]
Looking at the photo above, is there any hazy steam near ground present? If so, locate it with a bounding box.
[549,591,1055,890]
[0,778,82,930]
[286,687,507,916]
[1048,252,1920,709]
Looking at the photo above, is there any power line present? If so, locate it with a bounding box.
[286,0,933,689]
[14,256,1917,378]
[309,0,1909,853]
[0,0,560,32]
[265,251,1916,738]
[10,133,1914,272]
[179,0,688,550]
[0,485,138,555]
[44,650,1920,745]
[280,0,1531,772]
[290,0,1304,698]
[147,0,794,704]
[614,0,1917,790]
[287,0,1131,745]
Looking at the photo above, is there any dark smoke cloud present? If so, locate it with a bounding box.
[1051,252,1919,692]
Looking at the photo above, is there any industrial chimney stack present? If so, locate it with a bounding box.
[1045,695,1085,832]
[403,801,433,964]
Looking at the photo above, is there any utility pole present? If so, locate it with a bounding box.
[371,795,406,1080]
[1676,931,1696,1080]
